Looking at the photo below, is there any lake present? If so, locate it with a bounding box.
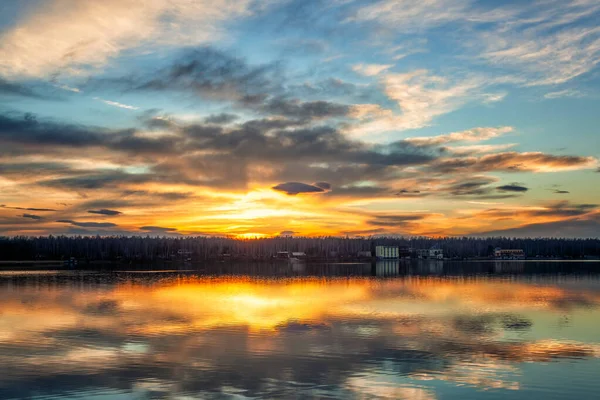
[1,261,599,399]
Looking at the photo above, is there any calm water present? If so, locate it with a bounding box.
[1,261,600,399]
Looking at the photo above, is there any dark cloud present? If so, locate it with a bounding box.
[497,184,529,192]
[1,205,57,212]
[204,113,239,124]
[0,162,72,179]
[395,189,425,198]
[133,47,282,104]
[261,97,349,120]
[553,189,570,194]
[0,112,179,157]
[139,226,178,232]
[446,177,497,196]
[22,213,43,220]
[88,209,122,216]
[430,152,594,173]
[327,185,391,197]
[313,182,331,190]
[57,220,118,228]
[369,214,429,227]
[272,182,327,195]
[102,47,351,123]
[472,218,600,238]
[478,201,598,220]
[0,79,48,99]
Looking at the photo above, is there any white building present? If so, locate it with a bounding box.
[416,246,444,260]
[375,246,399,259]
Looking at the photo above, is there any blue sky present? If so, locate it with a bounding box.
[0,0,599,237]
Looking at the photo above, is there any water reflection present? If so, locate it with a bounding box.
[0,263,599,399]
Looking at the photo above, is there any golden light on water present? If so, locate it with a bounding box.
[1,273,600,397]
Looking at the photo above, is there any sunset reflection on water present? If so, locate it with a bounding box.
[0,264,599,399]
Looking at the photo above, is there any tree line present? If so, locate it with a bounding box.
[0,235,599,262]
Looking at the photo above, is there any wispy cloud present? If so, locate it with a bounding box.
[405,126,513,146]
[349,70,490,134]
[352,63,393,76]
[544,89,584,99]
[0,0,261,78]
[93,97,139,110]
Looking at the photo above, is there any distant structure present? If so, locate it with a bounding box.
[494,248,525,260]
[375,245,399,259]
[416,245,444,260]
[291,251,306,260]
[63,257,78,267]
[357,250,372,258]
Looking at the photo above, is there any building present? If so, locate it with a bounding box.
[494,248,525,260]
[375,246,399,259]
[357,250,372,258]
[416,246,444,260]
[291,252,306,259]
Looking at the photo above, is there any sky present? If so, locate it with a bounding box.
[0,0,599,238]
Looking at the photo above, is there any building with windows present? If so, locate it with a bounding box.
[375,246,399,259]
[494,248,525,259]
[416,246,444,260]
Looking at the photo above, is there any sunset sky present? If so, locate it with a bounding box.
[0,0,599,237]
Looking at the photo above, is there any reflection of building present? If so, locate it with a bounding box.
[375,246,399,259]
[494,248,525,260]
[494,261,525,273]
[374,260,400,276]
[410,261,443,275]
[416,246,444,260]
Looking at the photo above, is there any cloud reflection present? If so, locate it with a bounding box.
[0,273,599,398]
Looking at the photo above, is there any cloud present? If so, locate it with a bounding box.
[272,182,328,195]
[132,47,281,103]
[88,209,122,216]
[1,205,57,212]
[472,218,600,238]
[204,113,239,124]
[445,143,518,155]
[117,47,351,122]
[261,98,349,120]
[369,214,429,227]
[0,79,48,99]
[477,201,597,220]
[350,0,600,86]
[350,70,490,133]
[313,182,331,190]
[22,213,43,220]
[497,184,529,193]
[139,226,178,232]
[93,97,139,110]
[553,189,570,194]
[57,220,118,228]
[352,63,393,76]
[544,89,584,99]
[0,0,260,78]
[406,127,513,147]
[444,176,498,197]
[348,0,475,32]
[430,152,597,173]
